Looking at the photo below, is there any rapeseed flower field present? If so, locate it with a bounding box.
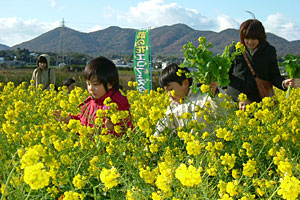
[0,80,300,200]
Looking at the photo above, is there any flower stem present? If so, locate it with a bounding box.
[93,186,98,200]
[267,184,280,200]
[285,86,291,98]
[0,163,17,200]
[25,188,32,200]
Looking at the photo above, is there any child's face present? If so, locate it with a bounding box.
[86,76,112,99]
[38,62,47,70]
[163,80,189,103]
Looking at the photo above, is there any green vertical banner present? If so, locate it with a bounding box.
[134,29,152,93]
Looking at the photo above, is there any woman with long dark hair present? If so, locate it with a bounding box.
[226,19,298,110]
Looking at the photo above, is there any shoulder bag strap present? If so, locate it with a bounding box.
[48,68,52,86]
[243,52,256,77]
[48,68,51,78]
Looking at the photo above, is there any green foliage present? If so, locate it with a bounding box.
[280,54,300,97]
[281,54,300,78]
[179,37,243,93]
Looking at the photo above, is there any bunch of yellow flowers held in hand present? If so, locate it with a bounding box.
[0,38,300,199]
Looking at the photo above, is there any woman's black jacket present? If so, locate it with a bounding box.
[226,41,286,102]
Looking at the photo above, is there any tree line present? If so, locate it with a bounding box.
[0,48,92,66]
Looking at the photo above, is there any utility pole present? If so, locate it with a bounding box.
[60,18,65,64]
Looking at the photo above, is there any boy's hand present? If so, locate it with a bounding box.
[53,110,71,124]
[105,119,114,131]
[239,99,251,111]
[53,110,61,119]
[209,81,218,95]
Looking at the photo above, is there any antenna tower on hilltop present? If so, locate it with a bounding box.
[59,18,65,64]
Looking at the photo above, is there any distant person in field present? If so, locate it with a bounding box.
[63,77,76,92]
[31,54,56,90]
[54,56,133,137]
[226,19,300,110]
[154,63,223,137]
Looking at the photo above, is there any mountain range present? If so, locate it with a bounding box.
[0,44,9,50]
[2,23,300,58]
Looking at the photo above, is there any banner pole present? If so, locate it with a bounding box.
[149,27,152,91]
[133,29,151,93]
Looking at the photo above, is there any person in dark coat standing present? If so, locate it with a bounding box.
[226,19,299,110]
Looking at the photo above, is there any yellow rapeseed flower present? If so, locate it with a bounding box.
[63,191,83,200]
[176,69,183,77]
[277,175,300,200]
[186,140,201,156]
[155,174,172,193]
[139,166,158,184]
[24,163,50,190]
[21,148,40,169]
[100,167,120,190]
[226,181,239,197]
[128,81,133,87]
[207,167,218,176]
[72,174,87,189]
[220,153,236,170]
[235,42,245,53]
[278,161,293,176]
[200,84,210,93]
[151,192,163,200]
[242,159,257,177]
[175,163,202,187]
[238,93,247,102]
[170,90,176,97]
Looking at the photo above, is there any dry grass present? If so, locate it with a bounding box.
[0,67,161,90]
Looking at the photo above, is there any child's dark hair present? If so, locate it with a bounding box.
[160,63,192,88]
[63,78,75,87]
[37,56,48,66]
[83,56,120,93]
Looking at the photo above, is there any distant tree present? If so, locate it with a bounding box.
[15,48,30,62]
[123,54,133,63]
[0,50,15,60]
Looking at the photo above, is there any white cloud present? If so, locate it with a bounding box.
[264,13,300,41]
[102,0,243,33]
[216,15,240,31]
[0,17,59,46]
[107,0,217,30]
[87,25,104,33]
[49,0,57,7]
[104,0,300,41]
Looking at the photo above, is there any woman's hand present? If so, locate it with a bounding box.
[283,78,300,88]
[239,99,252,111]
[292,78,300,88]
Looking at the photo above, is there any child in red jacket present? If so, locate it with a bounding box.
[55,56,132,137]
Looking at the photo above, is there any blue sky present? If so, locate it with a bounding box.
[1,0,300,46]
